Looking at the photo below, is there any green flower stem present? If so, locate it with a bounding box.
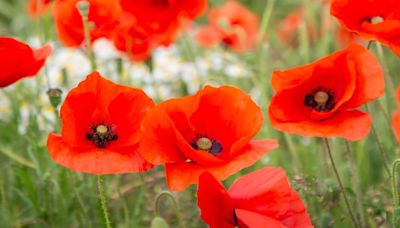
[257,0,275,45]
[97,175,112,228]
[77,0,97,71]
[365,103,391,176]
[392,159,400,227]
[324,139,359,228]
[154,191,184,228]
[283,133,301,173]
[345,141,365,227]
[376,42,396,100]
[392,159,400,208]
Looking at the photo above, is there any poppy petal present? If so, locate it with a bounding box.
[48,72,154,174]
[271,66,314,92]
[108,90,155,147]
[341,44,385,109]
[270,109,371,141]
[198,172,236,228]
[229,167,292,218]
[61,72,137,147]
[165,139,278,191]
[235,209,286,228]
[229,167,313,227]
[139,96,199,165]
[47,133,153,174]
[52,0,122,47]
[190,86,264,155]
[0,37,52,87]
[196,26,223,48]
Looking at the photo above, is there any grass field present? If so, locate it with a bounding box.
[0,0,399,227]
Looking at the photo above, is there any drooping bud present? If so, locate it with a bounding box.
[76,1,90,17]
[46,88,63,109]
[150,217,170,228]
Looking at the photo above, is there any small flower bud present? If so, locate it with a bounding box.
[46,88,63,108]
[76,1,90,17]
[150,217,169,228]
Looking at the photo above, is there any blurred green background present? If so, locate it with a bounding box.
[0,0,399,227]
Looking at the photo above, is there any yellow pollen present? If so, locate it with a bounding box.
[96,125,108,134]
[370,16,384,24]
[197,137,212,151]
[314,91,329,105]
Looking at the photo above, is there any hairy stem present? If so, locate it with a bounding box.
[324,139,359,228]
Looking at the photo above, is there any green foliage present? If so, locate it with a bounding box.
[0,0,399,227]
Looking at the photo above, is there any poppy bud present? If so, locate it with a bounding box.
[46,88,63,109]
[76,0,89,17]
[150,217,169,228]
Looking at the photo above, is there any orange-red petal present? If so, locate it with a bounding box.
[229,167,313,227]
[0,37,52,88]
[270,109,371,141]
[47,133,153,174]
[197,172,236,228]
[236,209,286,228]
[165,139,278,191]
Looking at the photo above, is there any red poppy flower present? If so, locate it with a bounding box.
[120,0,207,46]
[196,0,259,52]
[392,87,400,144]
[268,44,384,141]
[331,0,400,56]
[277,7,306,47]
[197,168,314,228]
[0,37,52,88]
[47,72,154,174]
[27,0,52,18]
[140,85,278,191]
[276,6,324,48]
[110,13,155,62]
[52,0,122,47]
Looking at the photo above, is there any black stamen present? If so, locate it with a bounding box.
[86,124,118,148]
[304,86,335,112]
[190,134,223,156]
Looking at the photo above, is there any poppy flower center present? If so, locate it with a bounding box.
[314,91,329,105]
[86,124,118,148]
[304,87,335,112]
[190,135,223,156]
[369,16,384,24]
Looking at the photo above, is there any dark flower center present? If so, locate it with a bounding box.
[86,123,118,148]
[190,134,223,156]
[364,16,384,24]
[304,87,335,112]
